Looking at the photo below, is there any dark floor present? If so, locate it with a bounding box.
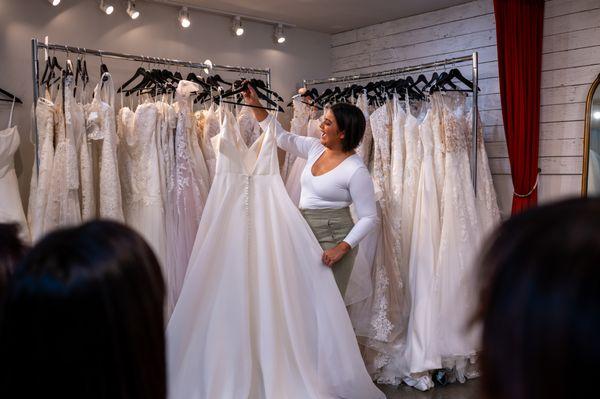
[379,379,480,399]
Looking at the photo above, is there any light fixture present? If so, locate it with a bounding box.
[594,111,600,120]
[99,0,114,15]
[232,16,244,37]
[47,0,61,6]
[273,24,286,44]
[126,0,140,20]
[179,7,191,28]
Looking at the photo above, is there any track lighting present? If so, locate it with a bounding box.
[232,16,244,37]
[47,0,61,6]
[126,0,140,20]
[273,24,286,44]
[99,0,114,15]
[179,7,191,28]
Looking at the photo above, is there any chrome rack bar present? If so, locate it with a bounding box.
[303,54,473,86]
[36,42,271,76]
[303,52,479,192]
[31,38,272,178]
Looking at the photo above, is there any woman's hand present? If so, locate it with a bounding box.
[241,81,269,122]
[322,242,352,267]
[242,81,261,106]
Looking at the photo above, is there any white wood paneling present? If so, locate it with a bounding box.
[330,0,599,214]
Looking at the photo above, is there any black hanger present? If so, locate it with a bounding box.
[117,67,146,93]
[0,87,22,103]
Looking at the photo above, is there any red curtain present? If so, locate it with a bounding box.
[493,0,545,214]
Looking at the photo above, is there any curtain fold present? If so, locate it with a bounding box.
[493,0,545,214]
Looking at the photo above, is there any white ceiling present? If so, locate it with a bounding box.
[158,0,473,33]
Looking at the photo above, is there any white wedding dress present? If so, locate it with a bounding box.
[0,98,30,241]
[167,112,384,399]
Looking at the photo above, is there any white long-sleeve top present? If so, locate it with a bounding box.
[260,114,379,248]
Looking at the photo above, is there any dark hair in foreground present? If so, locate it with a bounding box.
[0,223,27,294]
[330,102,366,152]
[476,198,600,399]
[0,221,166,399]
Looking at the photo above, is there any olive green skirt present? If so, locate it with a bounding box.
[301,207,357,297]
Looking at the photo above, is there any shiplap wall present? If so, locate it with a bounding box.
[330,0,600,216]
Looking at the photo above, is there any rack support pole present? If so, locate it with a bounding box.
[31,38,40,177]
[471,51,479,194]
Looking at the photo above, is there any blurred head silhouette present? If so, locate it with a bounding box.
[0,220,166,399]
[477,198,600,399]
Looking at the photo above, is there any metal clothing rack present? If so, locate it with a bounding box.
[30,38,272,175]
[303,52,480,192]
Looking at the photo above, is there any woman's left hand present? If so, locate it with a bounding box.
[322,242,352,267]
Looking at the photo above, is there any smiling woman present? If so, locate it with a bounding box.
[243,84,379,297]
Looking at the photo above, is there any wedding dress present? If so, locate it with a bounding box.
[28,95,55,241]
[44,78,81,232]
[435,94,481,381]
[466,109,501,238]
[281,98,310,183]
[85,73,124,221]
[167,80,211,315]
[285,115,322,206]
[0,98,29,241]
[402,103,442,382]
[120,101,167,271]
[167,111,384,399]
[355,92,373,166]
[237,104,262,147]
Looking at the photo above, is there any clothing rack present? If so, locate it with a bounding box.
[303,52,480,192]
[30,38,272,176]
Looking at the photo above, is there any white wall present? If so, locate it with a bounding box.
[0,0,331,204]
[330,0,600,216]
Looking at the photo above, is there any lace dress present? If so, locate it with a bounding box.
[85,73,124,221]
[28,96,55,241]
[121,101,167,271]
[77,88,95,221]
[431,93,446,207]
[197,104,221,184]
[356,93,373,167]
[434,94,481,381]
[44,79,81,232]
[402,104,442,383]
[281,98,310,183]
[347,102,405,385]
[237,105,262,147]
[167,80,212,315]
[285,114,322,206]
[400,97,423,285]
[466,109,501,238]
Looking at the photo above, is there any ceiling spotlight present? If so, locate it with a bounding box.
[274,24,286,44]
[232,16,244,37]
[126,0,140,20]
[99,0,114,15]
[594,111,600,120]
[48,0,61,6]
[179,7,191,28]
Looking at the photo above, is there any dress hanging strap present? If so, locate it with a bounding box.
[7,95,16,129]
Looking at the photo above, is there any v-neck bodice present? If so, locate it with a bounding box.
[216,110,277,176]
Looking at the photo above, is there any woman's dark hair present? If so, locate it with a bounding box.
[330,102,366,152]
[0,221,166,399]
[476,198,600,399]
[0,223,27,323]
[0,223,27,293]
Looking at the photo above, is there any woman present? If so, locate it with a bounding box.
[243,86,379,296]
[0,221,166,399]
[476,198,600,399]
